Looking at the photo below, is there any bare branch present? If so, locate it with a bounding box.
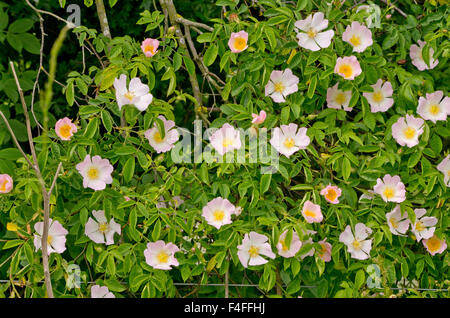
[48,162,63,197]
[176,17,214,32]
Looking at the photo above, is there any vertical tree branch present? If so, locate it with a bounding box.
[95,0,112,39]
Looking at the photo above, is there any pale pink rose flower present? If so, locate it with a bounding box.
[299,229,316,259]
[339,223,373,260]
[144,115,180,153]
[55,117,78,141]
[326,83,352,111]
[373,174,406,203]
[391,114,424,148]
[124,196,131,201]
[294,12,334,51]
[0,174,13,194]
[301,200,323,223]
[317,238,332,262]
[342,21,373,53]
[202,197,235,229]
[91,285,115,298]
[228,31,248,53]
[141,38,159,57]
[437,155,450,187]
[411,208,438,242]
[362,79,394,113]
[34,218,68,255]
[144,240,180,270]
[209,123,241,156]
[320,184,342,204]
[270,123,310,158]
[334,56,362,80]
[417,91,450,123]
[422,235,447,256]
[76,155,114,191]
[410,40,438,71]
[385,205,410,236]
[85,210,121,245]
[276,230,302,258]
[237,232,276,268]
[113,74,153,111]
[265,68,299,103]
[251,110,267,125]
[234,206,243,216]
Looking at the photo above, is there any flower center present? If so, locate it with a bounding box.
[124,91,135,102]
[429,104,440,115]
[279,239,289,252]
[59,124,73,139]
[222,138,234,148]
[248,245,259,258]
[325,189,337,202]
[372,91,383,103]
[144,44,155,54]
[304,210,316,218]
[274,82,285,93]
[0,179,8,192]
[383,187,395,200]
[335,92,346,105]
[283,137,295,149]
[338,64,353,78]
[349,35,361,47]
[307,28,317,38]
[153,131,164,143]
[47,235,53,245]
[352,239,362,250]
[319,243,327,256]
[98,223,109,233]
[426,237,441,252]
[213,209,225,222]
[415,221,425,232]
[390,217,399,229]
[87,167,100,180]
[234,37,247,51]
[403,127,416,139]
[157,251,169,264]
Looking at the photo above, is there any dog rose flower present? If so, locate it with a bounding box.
[301,200,323,223]
[144,115,180,154]
[334,56,362,80]
[391,114,424,148]
[34,218,68,255]
[326,83,352,111]
[209,123,241,156]
[55,117,77,141]
[342,21,373,52]
[91,285,115,298]
[276,230,302,258]
[373,174,406,203]
[265,69,299,103]
[320,184,342,204]
[228,31,248,53]
[437,155,450,187]
[144,240,180,270]
[423,235,447,256]
[410,40,438,71]
[363,79,394,113]
[339,223,373,260]
[114,74,153,111]
[294,12,334,51]
[141,38,159,57]
[270,123,310,158]
[202,197,235,229]
[0,174,13,194]
[237,232,276,268]
[386,205,410,236]
[76,155,114,191]
[411,208,437,242]
[417,91,449,123]
[85,210,121,245]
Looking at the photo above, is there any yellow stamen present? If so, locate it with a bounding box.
[307,28,317,38]
[426,237,442,252]
[222,138,234,148]
[274,82,285,93]
[279,239,289,252]
[304,210,316,218]
[325,189,337,202]
[0,179,8,192]
[144,44,155,54]
[98,223,109,233]
[403,127,416,139]
[248,245,259,257]
[283,137,295,149]
[372,91,383,103]
[349,35,361,47]
[352,240,361,250]
[335,93,347,105]
[124,91,135,102]
[153,131,164,143]
[213,210,225,222]
[338,64,353,78]
[47,235,53,245]
[383,187,395,200]
[415,221,425,232]
[233,37,247,51]
[390,217,399,229]
[429,104,440,115]
[58,124,73,139]
[87,167,99,180]
[157,251,169,264]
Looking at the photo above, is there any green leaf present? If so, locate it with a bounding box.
[122,157,135,183]
[8,19,34,33]
[407,151,421,168]
[183,56,196,77]
[264,27,277,51]
[83,117,99,139]
[354,269,365,290]
[342,157,351,181]
[105,278,126,292]
[101,110,113,133]
[260,174,271,194]
[203,43,218,67]
[66,81,75,106]
[2,240,23,250]
[306,75,317,99]
[152,219,161,241]
[0,148,22,160]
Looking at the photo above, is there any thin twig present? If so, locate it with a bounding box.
[48,162,63,196]
[176,17,214,32]
[380,0,407,18]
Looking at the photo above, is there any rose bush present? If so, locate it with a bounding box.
[0,0,449,298]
